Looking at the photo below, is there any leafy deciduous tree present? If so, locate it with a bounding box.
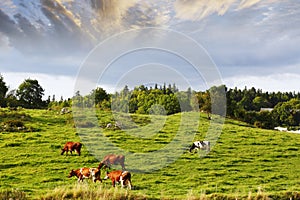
[0,74,8,107]
[16,79,45,108]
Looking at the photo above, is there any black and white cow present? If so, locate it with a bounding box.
[189,141,210,153]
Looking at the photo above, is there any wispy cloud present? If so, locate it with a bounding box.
[173,0,273,21]
[223,72,300,92]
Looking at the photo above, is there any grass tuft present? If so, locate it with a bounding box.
[41,184,148,200]
[0,189,27,200]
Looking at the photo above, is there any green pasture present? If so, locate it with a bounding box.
[0,108,299,199]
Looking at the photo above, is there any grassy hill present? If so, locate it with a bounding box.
[0,108,299,200]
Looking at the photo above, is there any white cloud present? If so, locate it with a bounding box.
[1,0,300,97]
[223,73,300,92]
[1,72,76,99]
[173,0,275,21]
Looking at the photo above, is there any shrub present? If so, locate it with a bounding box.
[4,120,24,128]
[75,121,96,128]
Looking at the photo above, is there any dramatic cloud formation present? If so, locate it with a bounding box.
[88,0,138,32]
[0,0,299,97]
[173,0,275,21]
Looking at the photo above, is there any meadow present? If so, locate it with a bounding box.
[0,108,299,200]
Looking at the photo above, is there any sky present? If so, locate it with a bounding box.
[1,0,300,99]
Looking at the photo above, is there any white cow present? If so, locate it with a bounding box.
[189,141,210,153]
[106,123,112,128]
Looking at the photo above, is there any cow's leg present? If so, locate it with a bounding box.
[92,175,101,183]
[78,174,84,183]
[96,177,102,183]
[120,176,124,188]
[121,163,126,171]
[127,180,132,190]
[112,179,116,187]
[189,144,196,153]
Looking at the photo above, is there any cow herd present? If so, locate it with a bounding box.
[61,140,210,190]
[61,141,132,189]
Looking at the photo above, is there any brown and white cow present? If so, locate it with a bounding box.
[68,167,102,183]
[61,142,82,156]
[104,170,132,189]
[98,154,126,170]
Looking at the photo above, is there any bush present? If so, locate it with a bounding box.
[254,121,262,128]
[75,121,96,128]
[0,119,39,132]
[4,120,24,128]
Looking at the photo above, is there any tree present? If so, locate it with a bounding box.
[273,98,300,127]
[0,74,8,107]
[16,79,45,108]
[252,96,271,111]
[92,87,110,105]
[73,91,83,107]
[209,85,226,117]
[6,89,18,108]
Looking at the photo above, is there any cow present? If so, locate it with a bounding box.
[106,123,112,128]
[104,170,132,189]
[61,142,82,156]
[98,154,126,170]
[60,107,71,114]
[68,167,102,183]
[189,141,210,153]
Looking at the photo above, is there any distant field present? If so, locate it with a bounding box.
[0,108,299,199]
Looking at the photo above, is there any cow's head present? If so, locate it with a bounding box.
[98,162,109,170]
[61,149,65,155]
[68,169,76,178]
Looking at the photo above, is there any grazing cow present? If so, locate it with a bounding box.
[61,142,82,156]
[114,121,122,129]
[106,123,112,128]
[68,167,102,183]
[189,141,210,153]
[60,107,71,114]
[104,170,132,189]
[98,154,126,170]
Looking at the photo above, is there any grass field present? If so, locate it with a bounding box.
[0,108,299,199]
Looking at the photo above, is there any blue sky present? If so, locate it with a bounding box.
[1,0,300,98]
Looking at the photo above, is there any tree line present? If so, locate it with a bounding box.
[1,74,300,130]
[0,75,70,109]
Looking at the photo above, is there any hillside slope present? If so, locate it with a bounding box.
[0,108,299,199]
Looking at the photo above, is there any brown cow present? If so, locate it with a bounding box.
[104,170,132,189]
[61,142,82,156]
[68,167,102,183]
[98,154,126,170]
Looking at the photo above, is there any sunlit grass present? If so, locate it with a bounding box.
[0,108,299,199]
